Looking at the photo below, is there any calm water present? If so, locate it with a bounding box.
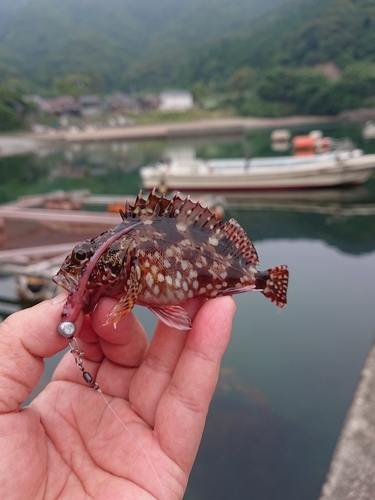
[1,122,375,499]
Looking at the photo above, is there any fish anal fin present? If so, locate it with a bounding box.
[105,266,139,325]
[148,304,192,330]
[221,218,259,266]
[261,265,289,308]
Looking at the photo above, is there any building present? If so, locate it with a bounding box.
[159,90,194,112]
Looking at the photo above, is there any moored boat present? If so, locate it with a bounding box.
[140,150,375,192]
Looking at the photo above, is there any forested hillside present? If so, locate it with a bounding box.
[0,0,284,92]
[0,0,374,125]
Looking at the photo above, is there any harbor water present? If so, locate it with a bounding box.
[1,122,375,499]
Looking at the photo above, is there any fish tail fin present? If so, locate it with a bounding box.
[261,265,289,308]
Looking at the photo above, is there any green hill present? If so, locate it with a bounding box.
[0,0,374,118]
[0,0,284,92]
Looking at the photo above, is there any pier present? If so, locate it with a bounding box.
[320,340,375,499]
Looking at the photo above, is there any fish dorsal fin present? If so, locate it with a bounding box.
[163,192,221,232]
[122,189,221,232]
[120,192,257,265]
[122,189,174,219]
[220,218,259,266]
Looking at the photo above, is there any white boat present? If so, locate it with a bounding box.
[140,150,375,191]
[363,121,375,139]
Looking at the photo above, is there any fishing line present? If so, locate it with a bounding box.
[57,320,167,500]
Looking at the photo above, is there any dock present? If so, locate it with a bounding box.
[24,116,334,143]
[320,340,375,499]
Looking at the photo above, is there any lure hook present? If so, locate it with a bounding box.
[57,321,100,391]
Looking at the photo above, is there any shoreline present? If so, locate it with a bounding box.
[22,115,335,144]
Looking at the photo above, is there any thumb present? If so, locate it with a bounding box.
[0,293,81,413]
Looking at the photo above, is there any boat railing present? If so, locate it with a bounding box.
[331,137,356,152]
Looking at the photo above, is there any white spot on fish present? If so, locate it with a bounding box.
[143,219,153,225]
[151,265,158,274]
[181,260,189,271]
[188,290,194,299]
[157,273,165,282]
[208,268,218,279]
[153,284,160,295]
[176,290,185,301]
[176,222,187,232]
[182,281,188,291]
[220,271,227,279]
[146,272,154,288]
[189,269,198,279]
[166,248,174,258]
[193,280,199,289]
[166,275,173,285]
[209,237,219,246]
[163,259,171,268]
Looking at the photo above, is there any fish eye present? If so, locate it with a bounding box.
[72,244,91,264]
[75,249,87,261]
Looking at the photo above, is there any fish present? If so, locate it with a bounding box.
[53,190,289,329]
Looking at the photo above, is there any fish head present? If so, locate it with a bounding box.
[53,231,132,297]
[53,241,95,292]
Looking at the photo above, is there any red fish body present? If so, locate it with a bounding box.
[53,190,289,329]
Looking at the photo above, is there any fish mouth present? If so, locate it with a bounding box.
[52,272,78,292]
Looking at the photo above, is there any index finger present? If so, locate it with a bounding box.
[0,293,82,412]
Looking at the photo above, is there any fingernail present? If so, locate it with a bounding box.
[51,292,67,305]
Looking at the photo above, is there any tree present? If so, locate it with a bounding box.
[190,81,209,107]
[228,67,256,94]
[340,62,375,99]
[0,86,31,131]
[53,74,94,97]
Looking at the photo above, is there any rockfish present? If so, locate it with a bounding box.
[53,190,289,329]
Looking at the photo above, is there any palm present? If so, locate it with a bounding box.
[30,381,178,499]
[0,294,235,500]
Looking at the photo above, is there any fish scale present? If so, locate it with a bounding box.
[53,189,289,329]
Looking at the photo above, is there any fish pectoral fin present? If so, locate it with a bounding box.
[147,305,192,330]
[105,266,139,325]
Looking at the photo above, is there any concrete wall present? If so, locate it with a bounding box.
[320,340,375,500]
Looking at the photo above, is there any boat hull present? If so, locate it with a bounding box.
[141,154,375,192]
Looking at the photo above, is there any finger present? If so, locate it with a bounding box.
[90,297,149,367]
[67,297,149,398]
[154,296,236,474]
[0,293,83,413]
[129,299,205,426]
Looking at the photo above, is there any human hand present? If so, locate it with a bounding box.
[0,294,235,499]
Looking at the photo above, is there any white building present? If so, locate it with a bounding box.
[159,90,194,111]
